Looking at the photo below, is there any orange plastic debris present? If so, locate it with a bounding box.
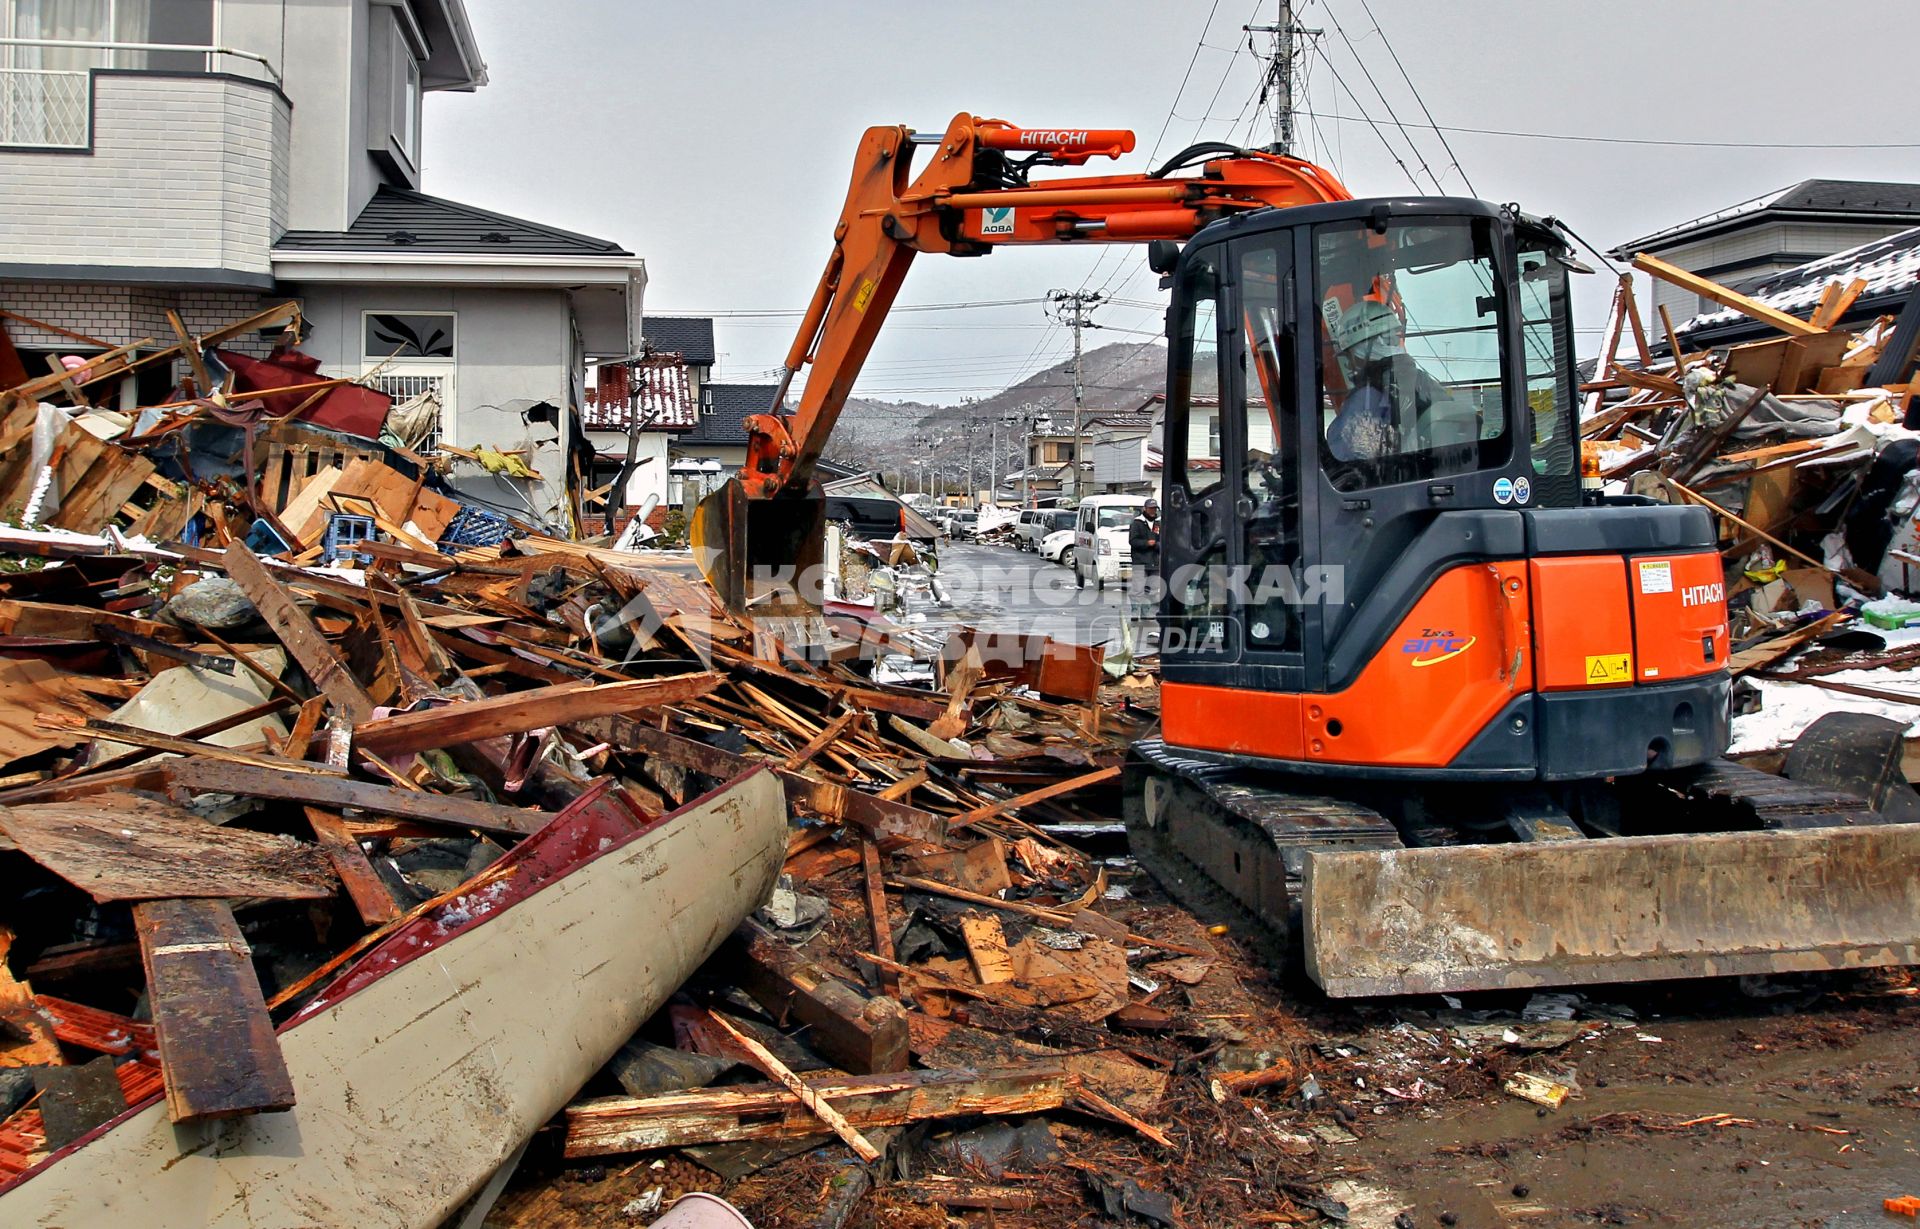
[1886,1196,1920,1217]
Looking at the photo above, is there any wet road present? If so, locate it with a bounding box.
[908,539,1142,649]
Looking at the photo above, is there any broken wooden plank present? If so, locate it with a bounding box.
[563,1062,1073,1157]
[0,793,336,902]
[168,758,550,837]
[947,765,1121,831]
[732,919,909,1075]
[576,716,948,844]
[860,840,898,996]
[222,542,376,723]
[959,914,1017,984]
[707,1011,881,1162]
[134,897,296,1123]
[1632,253,1823,337]
[353,673,718,759]
[0,925,61,1067]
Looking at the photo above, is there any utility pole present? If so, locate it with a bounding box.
[1246,1,1321,156]
[1046,289,1103,500]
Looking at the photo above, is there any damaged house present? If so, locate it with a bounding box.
[0,0,643,533]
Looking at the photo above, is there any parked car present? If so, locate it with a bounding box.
[941,510,979,540]
[1038,527,1076,564]
[1013,508,1076,552]
[1072,494,1149,588]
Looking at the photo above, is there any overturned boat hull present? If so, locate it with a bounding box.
[0,769,787,1228]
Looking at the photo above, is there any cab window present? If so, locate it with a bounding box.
[1313,218,1511,491]
[1168,251,1224,500]
[1518,229,1577,478]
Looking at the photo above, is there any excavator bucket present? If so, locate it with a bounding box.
[690,477,827,617]
[1300,823,1920,996]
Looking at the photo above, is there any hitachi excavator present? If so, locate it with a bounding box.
[692,113,1920,997]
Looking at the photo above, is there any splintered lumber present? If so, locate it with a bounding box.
[579,716,947,844]
[733,919,908,1074]
[169,758,550,836]
[860,840,899,996]
[0,925,61,1066]
[133,897,295,1123]
[563,1062,1073,1157]
[947,765,1121,831]
[0,793,336,902]
[222,543,376,723]
[708,1011,882,1162]
[352,673,718,758]
[893,1180,1038,1211]
[1075,1085,1174,1147]
[1665,478,1833,575]
[960,914,1017,984]
[1632,253,1823,338]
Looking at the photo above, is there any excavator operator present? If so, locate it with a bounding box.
[1324,298,1447,462]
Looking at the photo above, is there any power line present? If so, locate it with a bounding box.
[1309,44,1422,191]
[652,296,1047,318]
[1321,1,1443,192]
[1351,0,1474,195]
[1294,110,1920,150]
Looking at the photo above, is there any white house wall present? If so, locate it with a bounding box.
[219,0,412,233]
[296,282,577,524]
[0,74,289,280]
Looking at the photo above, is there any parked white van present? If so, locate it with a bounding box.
[1072,494,1149,588]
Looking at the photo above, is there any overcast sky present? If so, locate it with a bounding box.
[424,1,1920,405]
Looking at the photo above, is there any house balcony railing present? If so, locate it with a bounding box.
[0,37,281,150]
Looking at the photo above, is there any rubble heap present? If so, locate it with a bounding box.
[1586,255,1920,756]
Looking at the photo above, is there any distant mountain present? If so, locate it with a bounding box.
[826,341,1168,480]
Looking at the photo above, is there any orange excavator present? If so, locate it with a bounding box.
[693,113,1920,997]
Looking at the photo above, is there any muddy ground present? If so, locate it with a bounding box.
[1303,976,1918,1229]
[486,851,1917,1229]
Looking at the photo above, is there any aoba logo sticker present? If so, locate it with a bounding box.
[1493,477,1514,505]
[980,206,1015,235]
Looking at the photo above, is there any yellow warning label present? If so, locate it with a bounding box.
[1584,653,1632,684]
[852,279,876,312]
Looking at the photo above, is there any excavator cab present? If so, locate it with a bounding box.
[1132,197,1920,995]
[1148,196,1732,778]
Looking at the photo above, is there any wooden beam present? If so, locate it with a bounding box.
[168,758,550,836]
[860,840,899,996]
[947,765,1121,831]
[222,543,376,723]
[575,716,948,845]
[353,673,718,759]
[1810,277,1868,330]
[1632,253,1823,337]
[707,1011,881,1162]
[563,1062,1074,1157]
[134,897,295,1123]
[1658,303,1686,366]
[732,919,909,1074]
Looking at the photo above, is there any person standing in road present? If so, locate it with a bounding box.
[1128,498,1162,642]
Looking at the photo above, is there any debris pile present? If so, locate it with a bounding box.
[0,300,548,559]
[1585,255,1920,757]
[0,492,1336,1227]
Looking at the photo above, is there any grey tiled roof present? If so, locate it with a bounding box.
[275,186,631,256]
[1613,179,1920,255]
[678,382,781,446]
[641,317,716,366]
[1678,224,1920,341]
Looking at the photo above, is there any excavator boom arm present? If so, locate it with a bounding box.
[738,113,1352,499]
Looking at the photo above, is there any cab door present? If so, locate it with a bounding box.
[1158,243,1238,682]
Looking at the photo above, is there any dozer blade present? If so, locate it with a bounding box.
[690,477,828,618]
[1301,824,1920,997]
